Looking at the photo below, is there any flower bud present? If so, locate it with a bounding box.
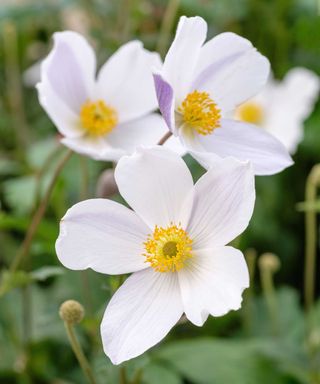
[59,300,84,324]
[258,253,281,273]
[96,169,118,198]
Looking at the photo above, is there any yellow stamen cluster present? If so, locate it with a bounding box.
[237,102,264,125]
[144,224,193,273]
[178,90,221,135]
[80,99,118,136]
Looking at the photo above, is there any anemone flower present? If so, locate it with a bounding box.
[56,146,254,364]
[235,68,320,154]
[37,31,180,160]
[153,16,293,175]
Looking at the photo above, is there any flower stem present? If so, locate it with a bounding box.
[3,21,29,156]
[79,155,90,200]
[242,248,257,333]
[157,0,181,57]
[9,149,73,273]
[34,144,63,206]
[259,253,280,335]
[119,366,128,384]
[64,321,97,384]
[157,131,172,145]
[304,164,320,311]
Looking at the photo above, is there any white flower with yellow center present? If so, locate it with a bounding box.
[56,146,254,364]
[153,16,293,175]
[37,31,181,160]
[235,68,320,154]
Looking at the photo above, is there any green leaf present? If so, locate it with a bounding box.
[0,270,32,296]
[155,338,287,384]
[30,266,64,281]
[0,267,64,296]
[143,362,182,384]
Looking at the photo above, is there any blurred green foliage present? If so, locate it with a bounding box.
[1,0,320,383]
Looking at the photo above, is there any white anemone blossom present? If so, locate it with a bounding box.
[153,16,293,175]
[235,68,320,154]
[37,31,180,160]
[56,146,254,364]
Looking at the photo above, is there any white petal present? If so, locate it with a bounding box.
[40,31,95,113]
[55,199,149,274]
[163,16,207,103]
[163,135,187,156]
[178,246,249,326]
[187,158,255,249]
[106,113,169,157]
[192,32,270,113]
[263,68,320,153]
[97,41,161,123]
[185,119,293,175]
[115,146,194,229]
[61,135,124,161]
[37,81,83,138]
[101,268,183,364]
[282,67,320,119]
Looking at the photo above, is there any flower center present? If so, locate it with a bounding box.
[80,99,118,136]
[178,90,221,135]
[237,102,264,125]
[144,224,193,273]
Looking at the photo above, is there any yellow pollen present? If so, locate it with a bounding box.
[178,90,221,135]
[237,102,264,124]
[144,224,193,273]
[80,99,118,136]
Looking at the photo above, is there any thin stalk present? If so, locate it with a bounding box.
[259,253,280,335]
[157,131,172,145]
[9,150,73,273]
[64,321,97,384]
[157,0,181,57]
[242,248,257,333]
[79,155,90,200]
[117,0,132,43]
[131,368,143,384]
[304,165,320,311]
[21,285,32,343]
[119,366,128,384]
[34,144,63,206]
[3,21,29,153]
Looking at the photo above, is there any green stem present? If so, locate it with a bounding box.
[9,149,73,273]
[131,368,143,384]
[64,321,97,384]
[3,21,29,154]
[120,366,128,384]
[21,285,32,343]
[242,248,257,333]
[304,164,320,311]
[34,144,63,206]
[259,253,279,335]
[156,0,181,57]
[79,155,90,200]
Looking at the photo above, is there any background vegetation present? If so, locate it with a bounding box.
[1,0,320,383]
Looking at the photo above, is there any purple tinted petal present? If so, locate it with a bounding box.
[46,41,89,113]
[153,73,174,132]
[192,51,244,90]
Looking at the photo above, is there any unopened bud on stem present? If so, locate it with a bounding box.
[59,300,84,324]
[258,253,280,273]
[96,169,118,198]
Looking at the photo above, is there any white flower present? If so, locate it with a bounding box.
[153,16,293,175]
[37,31,181,161]
[235,68,320,154]
[56,146,254,364]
